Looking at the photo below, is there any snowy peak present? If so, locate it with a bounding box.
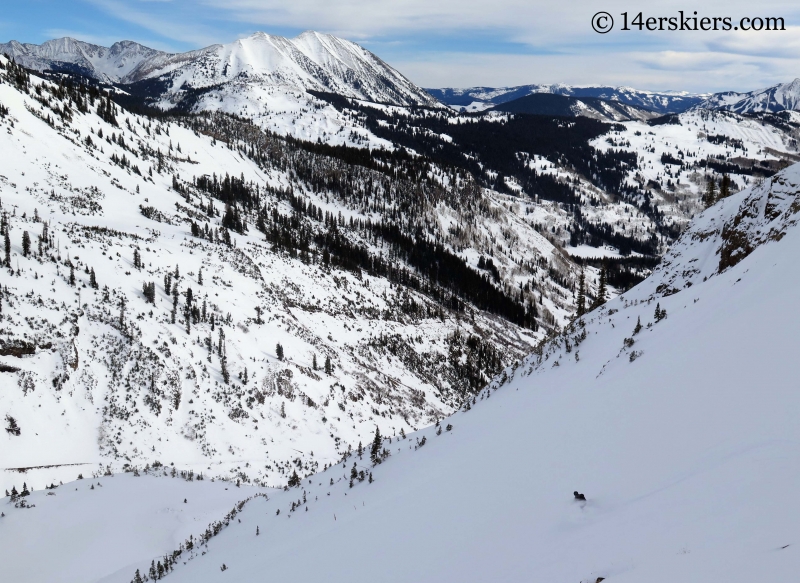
[141,31,436,106]
[0,37,165,83]
[0,32,437,107]
[696,78,800,114]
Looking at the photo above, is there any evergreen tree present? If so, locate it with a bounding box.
[599,263,607,304]
[171,290,178,324]
[69,264,75,286]
[312,353,317,370]
[276,343,284,361]
[21,231,30,257]
[288,470,300,487]
[593,263,607,309]
[89,267,97,289]
[576,269,586,318]
[703,178,717,208]
[324,355,332,375]
[4,230,11,267]
[5,415,20,436]
[221,352,230,384]
[119,297,126,328]
[633,316,642,335]
[718,174,731,201]
[142,282,156,304]
[370,426,382,465]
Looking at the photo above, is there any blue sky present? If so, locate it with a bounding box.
[3,0,800,92]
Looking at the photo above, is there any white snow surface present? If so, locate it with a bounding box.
[0,474,259,583]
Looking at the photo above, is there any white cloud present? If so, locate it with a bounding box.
[43,28,180,52]
[86,0,222,47]
[393,49,800,93]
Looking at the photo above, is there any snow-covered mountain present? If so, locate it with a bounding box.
[0,32,438,107]
[0,37,163,84]
[0,32,443,148]
[428,84,704,114]
[695,78,800,114]
[5,131,800,583]
[0,55,568,494]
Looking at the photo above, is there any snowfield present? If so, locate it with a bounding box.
[0,474,261,583]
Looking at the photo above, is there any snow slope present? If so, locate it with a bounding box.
[0,474,260,583]
[0,57,571,494]
[76,161,800,582]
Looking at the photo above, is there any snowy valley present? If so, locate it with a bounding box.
[0,55,562,494]
[4,105,800,583]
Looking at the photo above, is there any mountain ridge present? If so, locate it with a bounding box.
[693,78,800,114]
[0,32,438,107]
[428,83,705,114]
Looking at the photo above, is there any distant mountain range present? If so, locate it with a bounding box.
[0,32,438,107]
[430,80,800,117]
[693,78,800,113]
[489,92,658,122]
[6,35,800,120]
[427,84,704,115]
